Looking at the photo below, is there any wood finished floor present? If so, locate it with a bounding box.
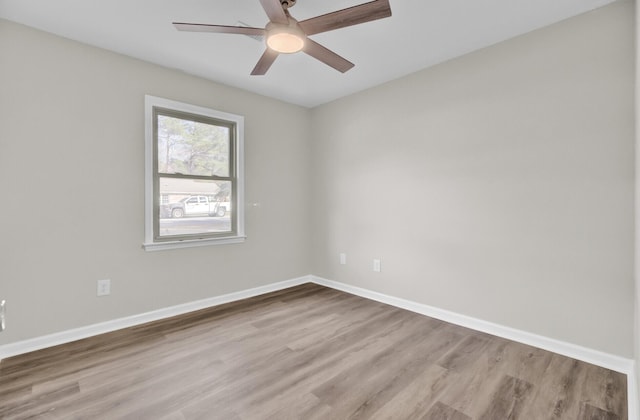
[0,283,628,420]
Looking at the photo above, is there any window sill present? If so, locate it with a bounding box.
[143,235,246,252]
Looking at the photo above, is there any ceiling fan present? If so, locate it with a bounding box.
[173,0,392,75]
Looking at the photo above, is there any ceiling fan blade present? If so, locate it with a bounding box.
[298,0,391,36]
[259,0,288,24]
[173,22,265,36]
[251,48,279,75]
[303,39,354,73]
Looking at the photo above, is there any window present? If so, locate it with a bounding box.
[144,96,245,251]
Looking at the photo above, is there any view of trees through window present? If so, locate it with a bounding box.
[157,115,230,177]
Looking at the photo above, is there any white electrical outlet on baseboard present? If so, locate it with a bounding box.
[97,279,111,296]
[339,253,347,265]
[373,259,381,272]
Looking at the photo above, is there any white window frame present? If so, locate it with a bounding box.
[143,95,245,251]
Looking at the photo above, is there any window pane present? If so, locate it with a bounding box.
[157,115,230,177]
[158,177,232,238]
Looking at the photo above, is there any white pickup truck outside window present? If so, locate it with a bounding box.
[143,96,245,251]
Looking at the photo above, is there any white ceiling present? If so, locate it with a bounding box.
[0,0,617,107]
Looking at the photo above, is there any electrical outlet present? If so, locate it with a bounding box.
[0,300,5,332]
[339,253,347,265]
[97,279,111,296]
[373,259,381,272]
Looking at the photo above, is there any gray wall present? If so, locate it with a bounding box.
[0,19,312,345]
[310,0,635,357]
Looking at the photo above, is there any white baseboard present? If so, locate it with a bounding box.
[310,276,638,419]
[2,274,635,372]
[1,274,637,419]
[0,276,310,360]
[310,276,635,373]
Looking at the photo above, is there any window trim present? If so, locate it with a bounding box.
[143,95,245,251]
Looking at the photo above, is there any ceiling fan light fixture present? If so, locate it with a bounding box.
[266,24,305,54]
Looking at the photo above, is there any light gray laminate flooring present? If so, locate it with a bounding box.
[0,283,628,419]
